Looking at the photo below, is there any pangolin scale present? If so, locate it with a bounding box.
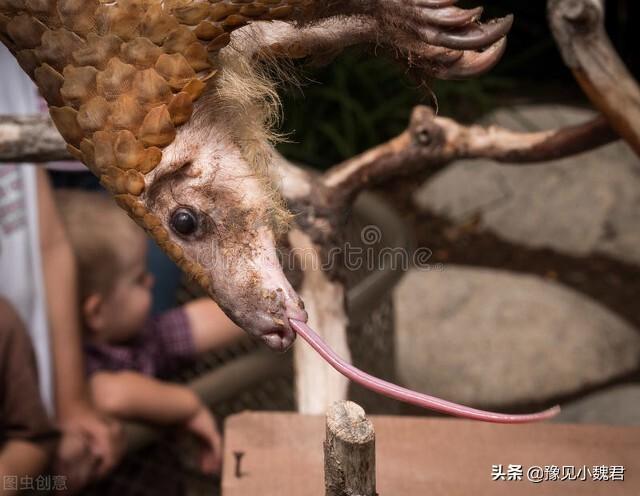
[0,0,322,288]
[0,0,510,293]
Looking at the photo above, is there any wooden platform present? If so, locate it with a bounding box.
[222,411,640,496]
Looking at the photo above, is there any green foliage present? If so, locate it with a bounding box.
[276,50,513,169]
[275,0,636,170]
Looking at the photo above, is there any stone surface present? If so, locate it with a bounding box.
[555,385,640,426]
[414,105,640,266]
[393,266,640,408]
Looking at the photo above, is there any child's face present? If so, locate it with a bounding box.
[92,240,154,344]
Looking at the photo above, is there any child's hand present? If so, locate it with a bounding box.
[184,404,223,475]
[55,406,125,493]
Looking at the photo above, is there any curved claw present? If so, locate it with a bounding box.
[434,37,508,79]
[406,43,464,66]
[421,14,514,50]
[417,6,484,28]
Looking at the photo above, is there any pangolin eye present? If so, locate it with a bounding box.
[170,207,198,236]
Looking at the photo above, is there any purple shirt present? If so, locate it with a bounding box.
[85,307,195,378]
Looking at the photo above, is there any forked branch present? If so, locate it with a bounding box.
[1,110,619,215]
[548,0,640,156]
[322,106,618,205]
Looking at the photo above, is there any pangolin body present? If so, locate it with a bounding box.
[0,0,515,355]
[0,0,512,291]
[1,2,562,424]
[0,0,317,287]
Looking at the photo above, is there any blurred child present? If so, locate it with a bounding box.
[0,299,58,494]
[54,189,245,474]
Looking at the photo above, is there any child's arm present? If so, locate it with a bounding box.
[183,299,245,354]
[90,371,201,424]
[90,372,222,472]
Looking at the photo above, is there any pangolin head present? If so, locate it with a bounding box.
[0,0,509,351]
[0,0,315,350]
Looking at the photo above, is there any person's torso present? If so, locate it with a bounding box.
[0,45,54,412]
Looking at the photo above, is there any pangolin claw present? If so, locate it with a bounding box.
[421,15,514,51]
[416,6,484,28]
[434,37,508,79]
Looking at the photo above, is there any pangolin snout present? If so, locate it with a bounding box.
[257,294,308,352]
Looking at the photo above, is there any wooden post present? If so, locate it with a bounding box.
[290,229,351,415]
[324,401,376,496]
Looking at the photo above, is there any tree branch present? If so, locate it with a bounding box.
[322,106,618,205]
[548,0,640,156]
[0,114,71,163]
[1,110,619,215]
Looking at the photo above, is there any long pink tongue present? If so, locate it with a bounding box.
[289,319,560,424]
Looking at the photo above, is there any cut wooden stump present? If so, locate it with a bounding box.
[324,401,376,496]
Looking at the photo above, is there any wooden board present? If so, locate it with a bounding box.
[222,411,640,496]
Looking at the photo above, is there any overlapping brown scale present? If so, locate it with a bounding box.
[33,63,64,106]
[132,68,172,105]
[194,20,223,41]
[49,106,84,147]
[35,28,85,72]
[95,1,142,41]
[140,4,179,44]
[121,37,163,68]
[182,77,207,100]
[110,93,146,131]
[137,146,163,173]
[92,130,117,172]
[0,0,314,189]
[0,0,25,13]
[184,41,211,71]
[60,65,98,106]
[113,130,145,169]
[155,53,196,89]
[167,92,194,125]
[209,2,238,22]
[15,48,39,76]
[25,0,62,27]
[58,0,99,36]
[72,33,121,70]
[6,14,47,48]
[163,25,198,54]
[77,96,110,132]
[172,2,210,25]
[138,105,176,147]
[96,57,136,101]
[79,138,98,174]
[0,0,318,274]
[0,13,9,33]
[100,165,146,196]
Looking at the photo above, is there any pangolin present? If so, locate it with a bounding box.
[2,1,558,422]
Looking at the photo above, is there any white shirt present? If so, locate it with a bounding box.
[0,45,54,413]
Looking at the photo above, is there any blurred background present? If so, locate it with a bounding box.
[277,0,640,167]
[53,2,639,494]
